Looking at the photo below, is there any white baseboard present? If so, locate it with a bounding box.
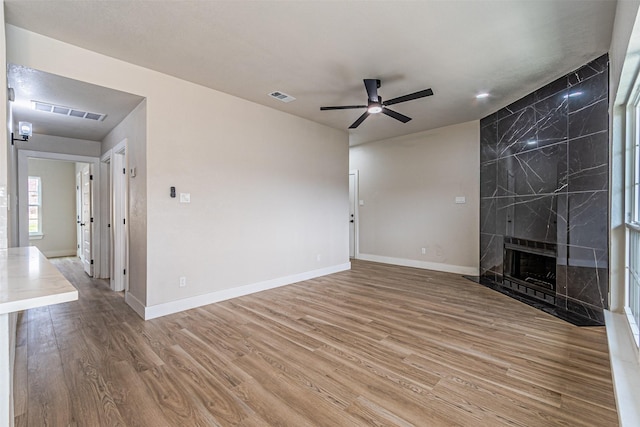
[125,292,146,319]
[142,262,351,320]
[42,249,77,258]
[604,310,640,427]
[357,253,478,276]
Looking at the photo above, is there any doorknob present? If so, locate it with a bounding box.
[80,223,85,226]
[350,220,354,223]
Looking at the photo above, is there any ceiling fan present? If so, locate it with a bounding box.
[320,79,434,129]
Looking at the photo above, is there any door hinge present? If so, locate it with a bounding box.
[89,174,93,180]
[123,269,126,275]
[108,224,111,228]
[77,244,80,249]
[90,217,94,223]
[123,168,126,174]
[90,259,94,265]
[123,218,126,225]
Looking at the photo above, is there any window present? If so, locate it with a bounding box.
[28,176,42,235]
[626,96,640,348]
[634,107,640,223]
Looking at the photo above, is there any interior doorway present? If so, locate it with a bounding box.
[80,164,93,276]
[104,139,129,293]
[349,170,359,259]
[17,150,102,274]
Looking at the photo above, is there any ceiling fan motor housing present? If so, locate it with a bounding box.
[320,79,433,128]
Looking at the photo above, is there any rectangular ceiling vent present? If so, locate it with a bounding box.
[268,91,296,103]
[32,101,107,122]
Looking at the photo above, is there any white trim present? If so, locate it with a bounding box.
[624,305,640,349]
[99,149,112,280]
[39,249,77,258]
[112,139,128,293]
[358,253,479,276]
[125,292,146,319]
[28,234,44,240]
[604,310,640,427]
[140,262,351,320]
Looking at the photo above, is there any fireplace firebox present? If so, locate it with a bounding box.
[503,237,556,304]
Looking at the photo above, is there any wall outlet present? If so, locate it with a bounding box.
[316,254,322,262]
[421,247,426,255]
[179,276,187,287]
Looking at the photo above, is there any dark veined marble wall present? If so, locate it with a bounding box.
[480,54,609,323]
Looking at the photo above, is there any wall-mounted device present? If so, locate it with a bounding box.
[11,121,33,144]
[170,186,176,198]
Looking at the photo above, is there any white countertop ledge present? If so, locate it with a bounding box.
[0,246,78,315]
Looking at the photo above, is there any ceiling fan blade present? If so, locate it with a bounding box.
[349,111,370,129]
[383,88,434,106]
[364,79,379,103]
[320,105,367,110]
[382,107,412,123]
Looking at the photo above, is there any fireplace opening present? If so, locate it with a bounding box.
[503,237,557,303]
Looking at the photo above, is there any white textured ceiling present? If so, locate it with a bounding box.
[4,0,617,145]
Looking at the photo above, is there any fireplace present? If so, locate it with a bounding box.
[502,237,556,304]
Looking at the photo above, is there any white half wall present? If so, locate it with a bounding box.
[6,25,350,313]
[27,158,76,257]
[350,120,480,275]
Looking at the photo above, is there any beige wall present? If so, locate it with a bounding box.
[6,25,349,312]
[27,158,76,257]
[16,133,101,157]
[102,100,147,304]
[349,120,480,274]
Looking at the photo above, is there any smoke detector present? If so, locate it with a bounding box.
[268,91,296,103]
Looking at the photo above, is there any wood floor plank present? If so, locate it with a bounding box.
[14,257,619,426]
[25,307,75,427]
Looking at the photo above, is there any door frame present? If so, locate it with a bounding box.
[75,171,82,257]
[17,150,101,273]
[102,139,129,293]
[349,169,360,259]
[99,151,112,282]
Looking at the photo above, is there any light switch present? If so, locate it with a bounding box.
[359,200,365,206]
[455,196,466,204]
[179,193,191,203]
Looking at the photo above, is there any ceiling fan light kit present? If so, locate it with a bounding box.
[320,79,434,129]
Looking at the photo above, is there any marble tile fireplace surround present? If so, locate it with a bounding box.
[479,54,609,326]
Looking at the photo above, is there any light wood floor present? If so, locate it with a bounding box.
[14,258,618,426]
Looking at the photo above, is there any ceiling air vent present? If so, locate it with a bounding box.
[32,101,107,121]
[268,91,296,103]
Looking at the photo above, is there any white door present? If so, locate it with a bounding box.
[81,164,93,276]
[349,172,357,258]
[112,145,128,292]
[76,172,82,257]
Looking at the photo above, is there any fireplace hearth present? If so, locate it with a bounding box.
[503,237,556,304]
